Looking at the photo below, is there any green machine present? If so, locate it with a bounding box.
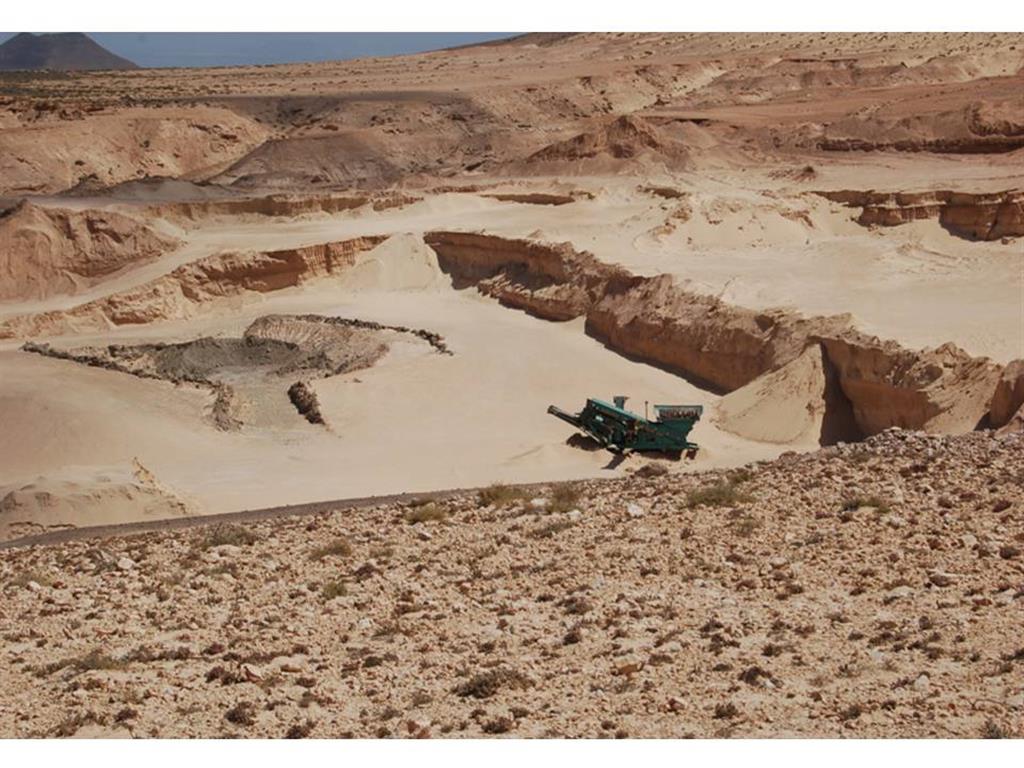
[547,396,702,457]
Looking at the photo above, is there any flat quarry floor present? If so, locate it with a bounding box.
[0,276,790,517]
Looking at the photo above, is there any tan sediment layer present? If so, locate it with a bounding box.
[424,231,1006,440]
[816,189,1024,240]
[0,236,388,338]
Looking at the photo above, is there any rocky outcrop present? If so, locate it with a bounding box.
[424,231,1008,440]
[990,360,1024,429]
[424,231,621,321]
[0,202,180,301]
[525,114,690,167]
[483,193,577,205]
[819,136,1024,154]
[287,381,325,425]
[816,189,1024,240]
[816,337,1002,435]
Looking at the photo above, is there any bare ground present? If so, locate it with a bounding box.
[1,428,1021,738]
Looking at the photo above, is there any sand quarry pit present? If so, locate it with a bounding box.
[22,314,449,431]
[0,32,1023,739]
[0,40,1019,532]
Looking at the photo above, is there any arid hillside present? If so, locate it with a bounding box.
[1,429,1021,737]
[0,32,1021,195]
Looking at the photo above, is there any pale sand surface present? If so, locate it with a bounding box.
[6,180,1019,362]
[0,263,793,516]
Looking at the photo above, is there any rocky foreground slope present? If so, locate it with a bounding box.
[1,429,1021,738]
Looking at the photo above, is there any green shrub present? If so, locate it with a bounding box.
[686,479,752,508]
[310,537,352,561]
[478,483,529,508]
[530,518,576,539]
[841,495,891,514]
[405,503,447,524]
[199,524,258,550]
[548,483,581,514]
[321,579,348,601]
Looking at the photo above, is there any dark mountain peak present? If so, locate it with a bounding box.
[0,32,139,71]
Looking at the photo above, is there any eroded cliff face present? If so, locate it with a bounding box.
[423,231,620,321]
[150,191,419,224]
[816,337,1002,435]
[586,275,851,393]
[816,189,1024,240]
[990,360,1024,429]
[423,231,1007,440]
[0,202,180,301]
[0,236,387,338]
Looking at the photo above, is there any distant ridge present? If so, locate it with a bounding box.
[0,32,138,71]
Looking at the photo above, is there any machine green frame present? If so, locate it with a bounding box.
[548,395,702,457]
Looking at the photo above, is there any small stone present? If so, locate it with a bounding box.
[117,557,136,571]
[626,503,644,518]
[999,545,1020,560]
[928,571,955,587]
[416,529,433,541]
[529,497,548,510]
[886,585,914,602]
[25,580,42,592]
[913,673,930,693]
[615,661,644,677]
[567,509,583,522]
[242,663,264,683]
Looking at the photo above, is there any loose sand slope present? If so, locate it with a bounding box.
[0,460,192,542]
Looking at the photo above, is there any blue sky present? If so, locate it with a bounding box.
[0,33,516,68]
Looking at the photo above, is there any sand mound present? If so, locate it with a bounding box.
[337,233,450,293]
[212,132,402,191]
[0,460,192,541]
[716,345,861,445]
[0,202,180,301]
